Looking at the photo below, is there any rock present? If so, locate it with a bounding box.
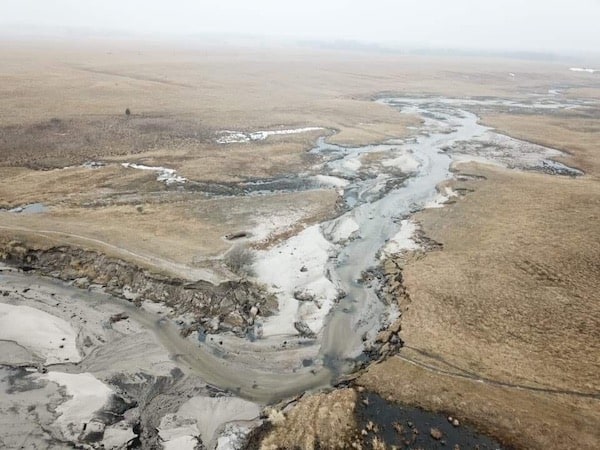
[73,277,90,289]
[81,419,105,442]
[300,266,308,272]
[109,312,129,323]
[376,330,393,343]
[250,305,259,317]
[452,418,460,427]
[293,289,316,302]
[430,427,443,440]
[389,319,402,334]
[223,310,245,329]
[122,285,138,301]
[293,321,316,338]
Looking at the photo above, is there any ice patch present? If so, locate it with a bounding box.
[121,163,187,185]
[4,203,48,214]
[217,127,324,144]
[254,225,339,336]
[42,372,113,441]
[381,220,420,258]
[0,303,80,364]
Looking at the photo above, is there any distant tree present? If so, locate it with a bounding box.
[125,108,131,116]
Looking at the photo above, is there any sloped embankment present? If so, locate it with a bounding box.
[0,239,277,337]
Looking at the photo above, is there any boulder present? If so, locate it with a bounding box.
[293,289,316,302]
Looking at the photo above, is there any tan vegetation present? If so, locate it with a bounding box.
[360,152,600,448]
[259,389,357,450]
[482,113,600,175]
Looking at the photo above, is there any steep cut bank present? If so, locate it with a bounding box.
[0,238,277,338]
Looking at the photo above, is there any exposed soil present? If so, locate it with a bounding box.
[0,238,277,337]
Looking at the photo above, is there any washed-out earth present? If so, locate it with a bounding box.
[0,41,599,449]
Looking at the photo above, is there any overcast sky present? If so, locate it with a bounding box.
[2,0,599,54]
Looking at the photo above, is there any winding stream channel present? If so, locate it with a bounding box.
[0,94,586,448]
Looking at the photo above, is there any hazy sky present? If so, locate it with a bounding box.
[2,0,600,54]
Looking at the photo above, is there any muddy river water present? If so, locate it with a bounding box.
[0,95,586,448]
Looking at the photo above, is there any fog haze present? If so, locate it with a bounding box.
[2,0,599,54]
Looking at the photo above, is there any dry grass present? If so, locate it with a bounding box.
[409,164,599,389]
[0,188,339,266]
[259,388,357,450]
[482,113,600,176]
[327,117,421,147]
[360,161,600,449]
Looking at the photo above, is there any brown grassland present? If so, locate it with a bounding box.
[1,40,599,448]
[360,118,600,449]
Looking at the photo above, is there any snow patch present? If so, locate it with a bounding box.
[42,372,113,441]
[102,423,137,449]
[217,127,324,144]
[312,174,350,189]
[159,396,259,449]
[254,225,339,336]
[381,220,420,258]
[0,303,80,364]
[121,163,187,185]
[381,153,421,173]
[424,186,458,209]
[215,423,254,450]
[322,216,360,243]
[249,210,306,244]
